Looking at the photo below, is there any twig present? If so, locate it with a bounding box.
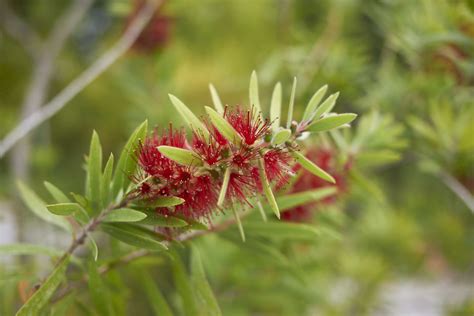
[440,170,474,214]
[0,0,162,158]
[0,0,42,59]
[51,210,252,303]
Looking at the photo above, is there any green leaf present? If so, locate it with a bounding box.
[286,77,297,128]
[249,70,261,113]
[112,120,148,197]
[307,113,357,133]
[46,203,89,223]
[102,208,148,223]
[169,94,209,138]
[101,223,167,251]
[232,207,245,242]
[88,235,99,261]
[44,181,70,203]
[88,261,113,316]
[139,212,188,227]
[258,158,280,218]
[16,256,70,316]
[158,146,203,166]
[17,181,71,232]
[0,244,64,258]
[185,219,208,230]
[271,128,291,145]
[85,131,103,213]
[139,272,173,316]
[270,82,282,131]
[191,246,222,316]
[302,84,328,122]
[205,106,241,144]
[0,244,81,266]
[292,151,335,183]
[276,187,337,211]
[217,167,231,207]
[311,91,339,120]
[244,222,320,241]
[101,153,114,207]
[46,203,85,216]
[138,196,185,208]
[171,251,198,316]
[209,83,224,114]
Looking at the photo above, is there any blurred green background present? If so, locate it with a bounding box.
[1,0,473,315]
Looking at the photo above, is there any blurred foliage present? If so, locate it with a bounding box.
[1,0,474,315]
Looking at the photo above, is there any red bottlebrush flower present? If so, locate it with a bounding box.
[230,147,259,169]
[227,172,257,206]
[136,125,221,221]
[281,148,350,222]
[192,130,223,166]
[138,126,185,178]
[128,0,172,53]
[225,107,270,146]
[263,149,293,186]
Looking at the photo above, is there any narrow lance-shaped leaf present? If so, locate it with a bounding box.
[218,167,231,207]
[286,77,297,128]
[169,94,209,139]
[232,207,245,242]
[307,113,357,133]
[139,271,173,316]
[17,181,71,232]
[139,212,188,227]
[101,223,167,251]
[292,151,335,183]
[44,181,70,203]
[249,70,262,114]
[101,153,114,208]
[302,84,328,122]
[88,235,99,261]
[271,128,291,146]
[270,82,282,131]
[112,120,148,197]
[86,131,102,213]
[256,199,267,222]
[102,208,148,223]
[311,91,339,121]
[244,222,320,241]
[88,261,113,316]
[191,246,222,315]
[158,146,203,166]
[16,256,70,316]
[46,203,89,223]
[258,158,280,218]
[145,196,185,208]
[171,251,199,316]
[205,106,241,144]
[209,83,224,114]
[276,187,337,211]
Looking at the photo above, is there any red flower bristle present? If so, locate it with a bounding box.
[227,172,256,207]
[192,130,223,166]
[225,107,270,146]
[263,149,293,186]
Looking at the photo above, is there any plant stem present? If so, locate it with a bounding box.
[51,210,253,303]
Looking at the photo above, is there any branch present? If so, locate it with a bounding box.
[440,170,474,214]
[0,0,162,159]
[51,211,251,303]
[0,0,42,59]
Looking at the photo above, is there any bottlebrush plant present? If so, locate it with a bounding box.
[8,72,357,315]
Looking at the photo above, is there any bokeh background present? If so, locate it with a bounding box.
[1,0,473,315]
